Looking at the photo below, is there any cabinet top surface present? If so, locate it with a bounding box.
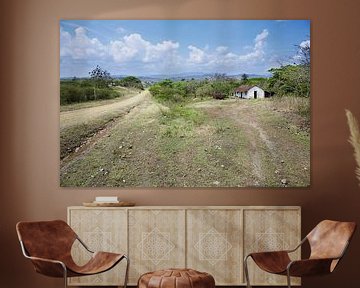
[68,205,301,210]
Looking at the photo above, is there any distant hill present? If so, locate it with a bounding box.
[126,72,270,83]
[61,72,271,82]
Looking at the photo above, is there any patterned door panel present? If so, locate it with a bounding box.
[244,209,301,286]
[128,209,186,284]
[187,209,243,285]
[68,208,127,286]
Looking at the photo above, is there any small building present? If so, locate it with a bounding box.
[234,85,269,99]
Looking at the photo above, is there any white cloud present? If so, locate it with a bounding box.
[188,45,207,64]
[61,26,181,72]
[144,40,179,63]
[60,27,72,57]
[300,39,310,48]
[185,29,270,71]
[247,29,269,60]
[293,39,310,63]
[110,33,147,62]
[109,33,179,64]
[60,26,107,59]
[255,29,269,43]
[61,26,272,75]
[215,46,228,54]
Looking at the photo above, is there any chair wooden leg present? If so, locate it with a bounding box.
[244,255,252,288]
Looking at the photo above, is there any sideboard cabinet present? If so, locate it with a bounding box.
[67,206,301,286]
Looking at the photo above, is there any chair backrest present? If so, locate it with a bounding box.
[307,220,356,261]
[16,220,77,261]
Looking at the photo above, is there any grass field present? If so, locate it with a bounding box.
[60,91,310,187]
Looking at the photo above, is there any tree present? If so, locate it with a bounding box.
[212,73,228,81]
[296,40,310,97]
[209,73,236,99]
[195,83,213,99]
[89,65,112,99]
[295,40,310,67]
[241,73,249,82]
[117,76,144,90]
[211,79,232,99]
[267,40,310,98]
[268,65,310,97]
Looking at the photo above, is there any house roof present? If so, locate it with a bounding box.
[234,85,255,92]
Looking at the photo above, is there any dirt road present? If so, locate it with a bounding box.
[60,90,150,130]
[60,95,310,187]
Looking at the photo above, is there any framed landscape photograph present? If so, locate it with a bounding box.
[60,20,310,188]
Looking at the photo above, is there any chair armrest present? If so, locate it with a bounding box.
[26,255,67,278]
[26,255,65,265]
[287,258,336,277]
[247,250,290,259]
[249,250,289,255]
[286,237,307,253]
[19,240,67,277]
[245,237,306,259]
[76,236,94,253]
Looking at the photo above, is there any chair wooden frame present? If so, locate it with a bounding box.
[16,220,129,288]
[243,220,356,288]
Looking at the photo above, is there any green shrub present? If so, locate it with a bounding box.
[149,79,187,105]
[115,76,144,90]
[150,77,240,104]
[195,83,213,99]
[60,80,120,105]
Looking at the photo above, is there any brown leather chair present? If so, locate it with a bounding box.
[16,220,129,288]
[244,220,356,288]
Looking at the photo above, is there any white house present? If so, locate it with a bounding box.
[234,85,266,99]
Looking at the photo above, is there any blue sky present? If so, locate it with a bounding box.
[60,20,310,78]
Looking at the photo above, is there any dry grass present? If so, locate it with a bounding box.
[271,96,310,118]
[346,109,360,186]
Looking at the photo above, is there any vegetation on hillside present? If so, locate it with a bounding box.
[149,74,241,105]
[268,65,310,97]
[268,41,310,98]
[114,76,144,90]
[60,80,119,105]
[61,66,143,105]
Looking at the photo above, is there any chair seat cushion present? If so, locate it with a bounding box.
[250,251,291,274]
[138,268,215,288]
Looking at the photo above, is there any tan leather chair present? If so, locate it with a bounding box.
[244,220,356,288]
[16,220,129,288]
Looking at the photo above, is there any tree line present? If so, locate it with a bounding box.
[149,64,309,106]
[60,66,144,105]
[150,41,310,103]
[149,74,240,105]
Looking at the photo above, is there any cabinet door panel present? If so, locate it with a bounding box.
[187,209,243,285]
[128,209,186,284]
[244,209,301,286]
[68,209,127,286]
